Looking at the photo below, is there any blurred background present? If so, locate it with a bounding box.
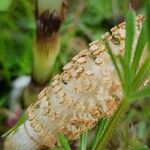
[0,0,149,149]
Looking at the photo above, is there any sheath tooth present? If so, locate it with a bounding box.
[74,66,84,78]
[77,57,87,64]
[57,90,65,97]
[53,85,62,94]
[90,44,99,52]
[95,57,103,65]
[52,80,59,87]
[72,55,80,62]
[111,26,118,33]
[79,49,90,57]
[34,124,42,132]
[101,32,111,40]
[89,40,99,46]
[118,22,125,28]
[38,88,47,99]
[85,70,93,76]
[30,119,38,128]
[63,63,72,71]
[62,72,71,81]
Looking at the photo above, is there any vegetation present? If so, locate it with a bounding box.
[0,0,150,150]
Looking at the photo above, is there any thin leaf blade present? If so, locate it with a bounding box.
[91,118,109,150]
[80,130,88,150]
[131,22,146,78]
[145,0,150,52]
[132,57,150,90]
[124,10,136,65]
[2,112,27,138]
[59,133,71,150]
[130,85,150,101]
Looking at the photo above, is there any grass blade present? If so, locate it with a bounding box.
[59,134,71,150]
[124,10,136,65]
[132,57,150,90]
[80,130,88,150]
[131,22,146,78]
[145,0,150,52]
[52,147,62,150]
[91,118,109,150]
[2,112,27,137]
[130,85,150,101]
[119,56,130,95]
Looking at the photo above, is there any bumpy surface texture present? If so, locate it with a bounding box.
[5,16,144,149]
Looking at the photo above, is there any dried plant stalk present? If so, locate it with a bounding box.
[4,16,145,150]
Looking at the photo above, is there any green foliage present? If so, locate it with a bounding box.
[124,10,136,65]
[2,112,27,137]
[81,0,112,26]
[0,0,12,11]
[130,147,149,150]
[131,22,147,79]
[80,130,88,150]
[0,0,34,106]
[130,86,150,101]
[1,0,150,149]
[95,2,150,149]
[132,57,150,91]
[145,0,150,51]
[58,134,71,150]
[91,118,109,150]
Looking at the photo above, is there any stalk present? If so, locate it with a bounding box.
[33,0,67,85]
[24,0,68,106]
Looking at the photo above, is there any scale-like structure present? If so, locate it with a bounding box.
[5,16,144,150]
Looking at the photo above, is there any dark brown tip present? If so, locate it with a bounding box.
[36,10,62,41]
[35,0,68,41]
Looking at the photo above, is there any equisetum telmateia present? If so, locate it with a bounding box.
[5,16,146,150]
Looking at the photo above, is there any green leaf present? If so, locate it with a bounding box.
[59,133,71,150]
[0,0,11,11]
[124,10,136,65]
[130,146,149,150]
[130,85,150,101]
[119,56,130,96]
[120,10,136,95]
[80,130,88,150]
[145,0,150,52]
[52,147,62,150]
[2,112,27,137]
[138,121,146,139]
[91,118,109,150]
[131,22,146,78]
[132,57,150,91]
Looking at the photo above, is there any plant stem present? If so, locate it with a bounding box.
[91,118,108,150]
[23,0,68,106]
[59,134,71,150]
[96,99,129,150]
[33,0,67,85]
[80,130,88,150]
